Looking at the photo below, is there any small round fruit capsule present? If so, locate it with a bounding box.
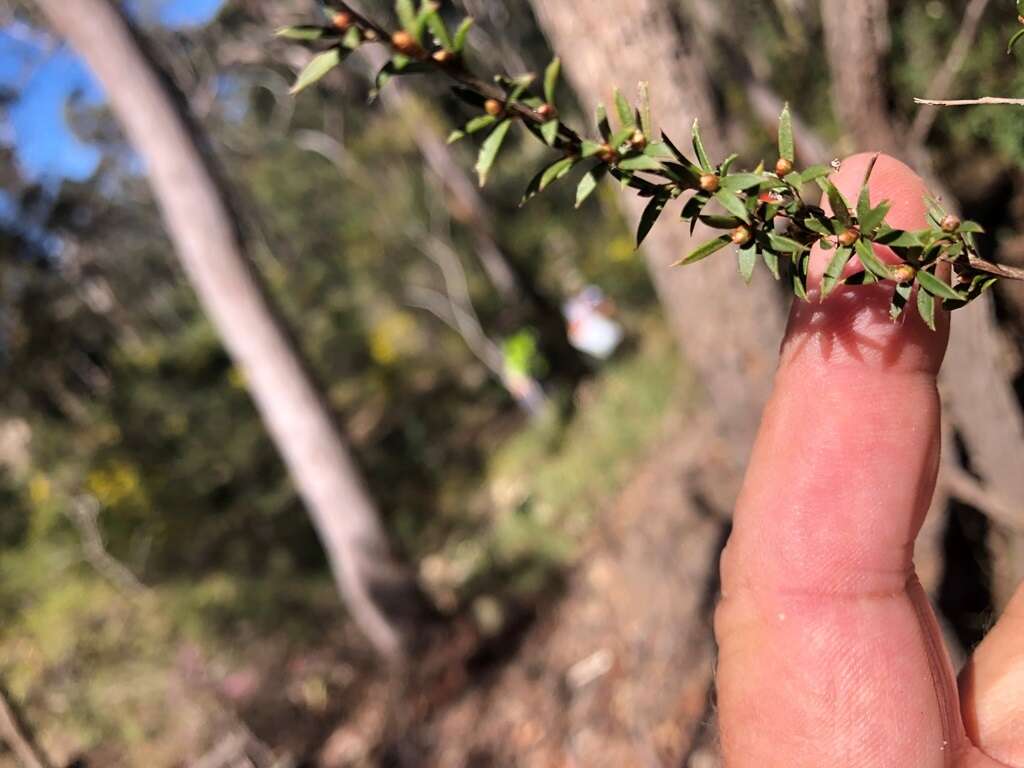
[941,214,962,233]
[432,50,456,64]
[392,30,425,56]
[484,99,504,116]
[775,157,794,177]
[699,173,720,193]
[332,11,353,30]
[837,227,860,247]
[731,226,752,246]
[890,264,917,283]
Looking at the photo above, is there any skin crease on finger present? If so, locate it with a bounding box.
[712,154,1016,768]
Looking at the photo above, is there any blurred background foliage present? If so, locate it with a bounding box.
[2,0,1024,764]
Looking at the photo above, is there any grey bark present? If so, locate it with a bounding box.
[34,0,429,660]
[529,0,786,490]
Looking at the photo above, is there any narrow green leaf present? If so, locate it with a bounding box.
[821,246,852,298]
[342,26,363,49]
[817,178,852,226]
[692,119,712,171]
[465,114,497,133]
[714,190,751,223]
[778,103,795,162]
[793,272,809,300]
[719,153,739,176]
[576,164,608,208]
[290,48,343,95]
[638,81,653,137]
[276,25,333,41]
[1009,27,1024,54]
[958,221,985,234]
[798,165,831,184]
[768,233,808,254]
[719,173,765,192]
[596,103,612,141]
[856,185,872,229]
[875,228,923,248]
[860,201,892,236]
[674,234,732,266]
[453,17,474,52]
[699,214,745,230]
[891,282,913,321]
[581,140,604,158]
[544,58,561,105]
[540,120,560,146]
[447,130,465,144]
[916,269,962,301]
[854,239,892,280]
[396,0,417,33]
[917,288,937,331]
[614,88,634,128]
[539,155,577,192]
[762,248,781,280]
[738,245,758,283]
[618,155,664,172]
[637,194,669,246]
[476,119,513,186]
[426,8,453,50]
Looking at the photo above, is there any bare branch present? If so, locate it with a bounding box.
[65,495,148,595]
[914,96,1024,107]
[0,685,53,768]
[911,0,993,143]
[944,463,1024,534]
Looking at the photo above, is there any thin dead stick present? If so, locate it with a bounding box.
[911,0,993,143]
[945,464,1024,533]
[0,686,53,768]
[914,96,1024,107]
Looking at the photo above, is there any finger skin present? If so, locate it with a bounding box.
[715,154,966,766]
[961,583,1024,765]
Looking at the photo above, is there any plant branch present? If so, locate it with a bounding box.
[914,96,1024,107]
[0,685,52,768]
[911,0,993,143]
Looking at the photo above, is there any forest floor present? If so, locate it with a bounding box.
[297,417,729,768]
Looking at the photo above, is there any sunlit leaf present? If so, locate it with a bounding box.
[476,119,512,186]
[778,103,795,163]
[290,48,344,95]
[674,234,732,266]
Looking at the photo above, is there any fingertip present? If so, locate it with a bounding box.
[790,153,949,376]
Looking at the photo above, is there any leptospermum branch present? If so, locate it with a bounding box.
[276,0,1024,330]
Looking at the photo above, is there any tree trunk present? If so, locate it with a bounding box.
[528,0,785,491]
[34,0,431,661]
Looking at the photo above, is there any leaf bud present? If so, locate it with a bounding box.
[699,173,720,193]
[536,103,557,120]
[597,144,618,163]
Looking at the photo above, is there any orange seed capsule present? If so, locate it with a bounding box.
[731,226,752,246]
[484,99,504,116]
[332,11,353,30]
[536,103,557,120]
[837,227,860,247]
[699,174,720,193]
[891,264,917,283]
[775,157,794,176]
[941,214,962,233]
